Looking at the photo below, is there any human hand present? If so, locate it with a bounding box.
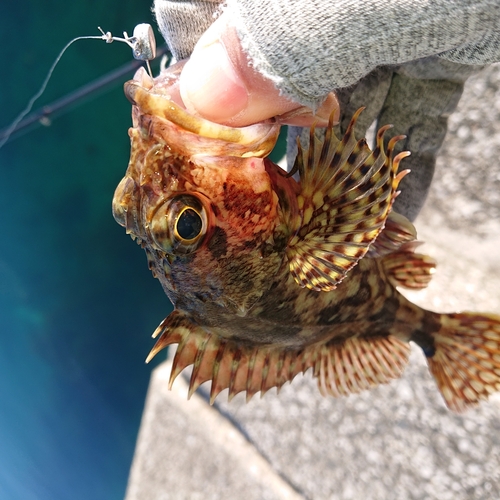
[178,12,339,128]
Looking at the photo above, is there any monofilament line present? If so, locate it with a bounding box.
[0,24,157,150]
[0,35,107,150]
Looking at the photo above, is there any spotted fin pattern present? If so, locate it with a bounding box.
[286,108,410,292]
[428,312,500,413]
[382,246,437,289]
[315,336,411,397]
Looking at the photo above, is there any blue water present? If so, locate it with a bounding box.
[1,2,170,498]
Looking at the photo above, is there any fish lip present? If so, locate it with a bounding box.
[125,65,157,105]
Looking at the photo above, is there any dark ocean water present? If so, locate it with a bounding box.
[1,2,170,499]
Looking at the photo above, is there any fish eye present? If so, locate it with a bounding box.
[150,194,209,254]
[175,207,203,241]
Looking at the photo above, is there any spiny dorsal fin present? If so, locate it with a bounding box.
[314,336,411,397]
[147,312,416,404]
[146,310,320,403]
[286,109,410,292]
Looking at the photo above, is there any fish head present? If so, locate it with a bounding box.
[113,64,297,316]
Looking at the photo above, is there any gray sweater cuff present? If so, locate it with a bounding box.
[226,0,499,107]
[153,0,222,60]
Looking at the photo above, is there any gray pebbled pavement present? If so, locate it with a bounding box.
[125,63,500,500]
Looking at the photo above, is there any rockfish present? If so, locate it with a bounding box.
[113,65,500,413]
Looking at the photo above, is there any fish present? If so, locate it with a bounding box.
[113,64,500,413]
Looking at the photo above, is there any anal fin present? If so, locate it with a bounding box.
[427,312,500,413]
[315,335,411,397]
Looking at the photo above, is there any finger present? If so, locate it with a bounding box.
[179,12,303,126]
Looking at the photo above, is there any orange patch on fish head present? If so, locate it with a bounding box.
[146,155,288,316]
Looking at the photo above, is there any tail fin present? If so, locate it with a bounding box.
[427,312,500,413]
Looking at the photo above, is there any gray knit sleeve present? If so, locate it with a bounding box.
[226,0,499,107]
[286,58,483,221]
[153,0,222,60]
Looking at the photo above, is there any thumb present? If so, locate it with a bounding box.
[179,13,301,127]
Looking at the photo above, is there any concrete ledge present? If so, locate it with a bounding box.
[125,358,303,500]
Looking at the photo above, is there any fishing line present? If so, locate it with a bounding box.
[0,23,157,150]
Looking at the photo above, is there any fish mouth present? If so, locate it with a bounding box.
[124,63,280,158]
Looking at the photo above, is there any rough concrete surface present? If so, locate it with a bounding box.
[126,360,303,500]
[125,64,500,500]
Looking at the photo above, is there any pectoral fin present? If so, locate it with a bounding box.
[286,109,410,292]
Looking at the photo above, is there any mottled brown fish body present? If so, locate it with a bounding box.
[113,65,500,413]
[178,257,419,347]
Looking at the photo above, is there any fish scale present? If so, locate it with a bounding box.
[113,64,500,413]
